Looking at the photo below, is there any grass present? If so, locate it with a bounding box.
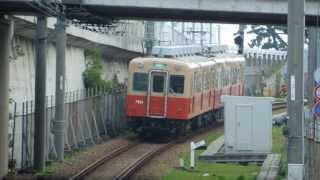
[163,127,287,180]
[272,126,287,179]
[35,151,80,176]
[162,128,260,180]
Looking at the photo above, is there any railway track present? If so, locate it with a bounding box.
[69,122,223,180]
[272,102,287,111]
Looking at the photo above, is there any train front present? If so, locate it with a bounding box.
[126,58,191,135]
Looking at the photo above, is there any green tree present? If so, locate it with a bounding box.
[82,48,106,88]
[248,25,287,50]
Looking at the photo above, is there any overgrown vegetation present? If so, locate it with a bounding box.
[163,127,287,180]
[82,48,124,93]
[163,128,260,180]
[273,127,287,180]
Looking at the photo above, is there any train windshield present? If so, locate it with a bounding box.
[133,72,148,91]
[153,75,165,93]
[169,75,184,94]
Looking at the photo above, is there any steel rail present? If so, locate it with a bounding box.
[272,102,287,110]
[113,142,174,180]
[69,141,139,180]
[113,123,224,180]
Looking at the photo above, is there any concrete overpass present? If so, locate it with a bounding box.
[62,0,320,26]
[1,0,320,25]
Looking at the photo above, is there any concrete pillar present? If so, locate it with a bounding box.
[0,15,13,180]
[287,0,305,178]
[244,70,262,96]
[244,55,263,96]
[53,17,66,161]
[33,15,47,172]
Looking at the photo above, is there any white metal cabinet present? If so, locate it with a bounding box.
[222,95,273,154]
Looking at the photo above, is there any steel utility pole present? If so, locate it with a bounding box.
[182,22,185,44]
[192,23,195,43]
[218,25,221,45]
[34,15,47,171]
[287,0,305,179]
[200,23,204,46]
[171,22,175,45]
[209,24,213,44]
[144,21,155,55]
[53,16,66,161]
[0,15,13,180]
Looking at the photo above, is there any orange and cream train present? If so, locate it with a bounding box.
[126,48,245,135]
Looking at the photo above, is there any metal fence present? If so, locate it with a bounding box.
[9,88,127,171]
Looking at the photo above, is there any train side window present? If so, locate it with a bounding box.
[170,75,185,94]
[133,72,148,91]
[197,72,202,92]
[194,71,202,93]
[205,71,210,90]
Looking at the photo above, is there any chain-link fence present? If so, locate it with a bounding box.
[8,88,127,171]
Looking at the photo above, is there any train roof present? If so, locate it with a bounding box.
[130,53,245,69]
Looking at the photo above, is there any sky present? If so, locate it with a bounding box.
[219,24,239,47]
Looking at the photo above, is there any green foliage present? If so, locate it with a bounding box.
[82,48,124,92]
[83,48,104,88]
[272,127,287,179]
[248,25,288,50]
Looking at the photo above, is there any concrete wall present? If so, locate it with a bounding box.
[9,36,87,103]
[9,35,136,103]
[9,17,145,103]
[101,58,129,84]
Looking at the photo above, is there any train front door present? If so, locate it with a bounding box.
[148,71,168,117]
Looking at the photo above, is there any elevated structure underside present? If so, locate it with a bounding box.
[0,0,320,25]
[65,0,320,26]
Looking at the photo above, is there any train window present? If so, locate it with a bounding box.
[153,75,165,93]
[133,72,148,91]
[194,71,202,93]
[204,71,210,90]
[197,72,202,92]
[170,75,185,94]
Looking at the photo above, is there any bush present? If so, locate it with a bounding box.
[82,48,125,93]
[236,175,245,180]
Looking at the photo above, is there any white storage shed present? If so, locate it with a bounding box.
[221,96,274,154]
